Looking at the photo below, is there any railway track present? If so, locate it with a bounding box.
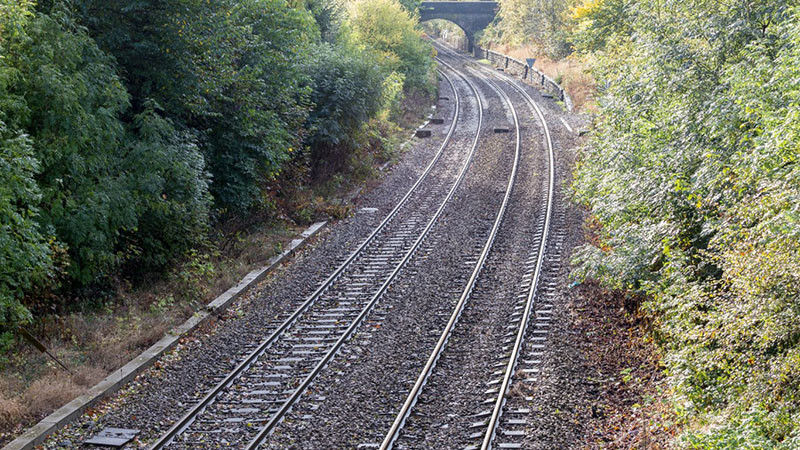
[377,44,559,450]
[148,64,485,449]
[470,60,557,450]
[140,41,563,450]
[12,28,582,450]
[259,55,526,449]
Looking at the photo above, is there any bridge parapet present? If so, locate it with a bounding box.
[420,1,498,15]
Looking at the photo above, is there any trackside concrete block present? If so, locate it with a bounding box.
[2,221,327,450]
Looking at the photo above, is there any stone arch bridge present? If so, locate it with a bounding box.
[419,1,498,52]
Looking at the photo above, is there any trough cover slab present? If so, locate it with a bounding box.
[84,428,140,447]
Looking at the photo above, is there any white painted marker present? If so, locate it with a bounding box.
[559,116,574,134]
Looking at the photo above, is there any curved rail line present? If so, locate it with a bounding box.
[148,65,482,449]
[149,67,462,449]
[379,56,522,450]
[469,55,556,450]
[244,62,486,450]
[380,43,558,450]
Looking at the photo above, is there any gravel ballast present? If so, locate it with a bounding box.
[262,56,522,450]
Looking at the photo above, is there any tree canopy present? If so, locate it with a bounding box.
[0,0,435,352]
[572,0,800,446]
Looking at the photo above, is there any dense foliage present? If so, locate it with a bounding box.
[347,0,436,94]
[302,43,388,175]
[77,0,312,213]
[0,0,211,304]
[482,0,629,59]
[571,0,800,446]
[0,0,434,348]
[0,3,40,332]
[481,0,575,58]
[303,0,435,177]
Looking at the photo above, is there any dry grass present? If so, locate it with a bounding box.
[0,222,298,446]
[0,366,103,439]
[0,390,23,431]
[493,44,597,112]
[23,374,83,418]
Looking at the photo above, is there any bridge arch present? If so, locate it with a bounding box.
[419,2,498,52]
[423,19,472,52]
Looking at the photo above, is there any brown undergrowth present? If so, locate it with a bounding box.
[0,221,299,444]
[491,44,596,112]
[0,94,435,446]
[571,281,677,449]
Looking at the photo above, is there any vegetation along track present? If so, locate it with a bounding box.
[148,64,485,449]
[378,44,559,450]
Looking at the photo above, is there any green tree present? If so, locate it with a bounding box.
[13,5,139,285]
[347,0,436,94]
[484,0,574,57]
[3,2,210,288]
[306,0,344,42]
[77,0,313,214]
[572,0,800,445]
[0,124,49,349]
[121,104,211,273]
[301,42,388,176]
[570,0,632,53]
[0,0,51,345]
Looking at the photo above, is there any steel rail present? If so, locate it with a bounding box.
[244,64,486,449]
[470,55,556,450]
[150,67,464,449]
[379,56,521,450]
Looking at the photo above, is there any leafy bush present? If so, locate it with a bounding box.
[194,0,312,213]
[121,104,211,273]
[77,0,313,213]
[0,125,50,342]
[301,42,388,175]
[5,4,210,287]
[570,0,632,53]
[572,0,800,446]
[0,1,211,307]
[0,0,50,344]
[306,0,344,43]
[347,0,436,94]
[297,0,434,182]
[13,6,139,285]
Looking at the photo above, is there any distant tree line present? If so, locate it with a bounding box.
[0,0,435,349]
